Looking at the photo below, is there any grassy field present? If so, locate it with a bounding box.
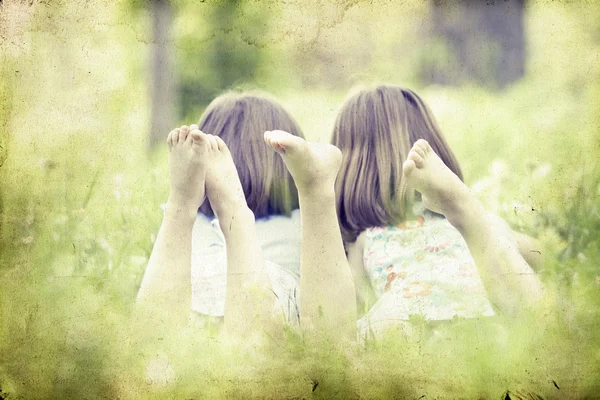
[1,1,600,398]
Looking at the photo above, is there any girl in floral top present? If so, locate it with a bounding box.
[331,84,543,339]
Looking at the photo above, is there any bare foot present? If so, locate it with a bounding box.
[402,139,472,222]
[199,132,248,232]
[166,124,208,219]
[263,130,342,196]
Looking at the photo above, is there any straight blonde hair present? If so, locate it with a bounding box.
[331,84,463,243]
[198,91,304,218]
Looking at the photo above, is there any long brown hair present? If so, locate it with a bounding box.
[198,91,304,218]
[331,84,463,243]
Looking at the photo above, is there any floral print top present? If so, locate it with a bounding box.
[358,206,495,337]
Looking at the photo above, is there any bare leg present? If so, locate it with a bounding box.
[402,139,544,316]
[137,125,207,325]
[264,130,356,339]
[199,132,276,336]
[486,213,544,271]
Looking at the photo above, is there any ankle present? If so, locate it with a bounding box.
[297,182,336,203]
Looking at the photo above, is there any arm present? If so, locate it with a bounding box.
[137,199,195,326]
[346,232,377,318]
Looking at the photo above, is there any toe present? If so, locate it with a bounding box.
[190,130,208,155]
[266,130,302,154]
[407,151,424,168]
[414,139,430,154]
[206,134,218,151]
[215,136,227,152]
[264,131,279,152]
[167,130,175,149]
[179,125,190,143]
[190,124,199,132]
[264,131,273,145]
[173,128,181,144]
[402,159,416,177]
[413,144,426,159]
[185,130,194,144]
[190,129,206,145]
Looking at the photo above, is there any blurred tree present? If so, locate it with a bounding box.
[178,0,269,122]
[421,0,525,88]
[0,57,13,253]
[0,61,11,171]
[130,0,269,146]
[149,0,176,147]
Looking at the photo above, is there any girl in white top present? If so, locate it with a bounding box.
[190,209,301,322]
[137,91,355,339]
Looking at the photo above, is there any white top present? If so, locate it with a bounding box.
[190,210,302,323]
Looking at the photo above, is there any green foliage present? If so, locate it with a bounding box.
[177,0,271,121]
[1,0,600,398]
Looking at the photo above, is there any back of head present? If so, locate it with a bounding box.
[198,91,304,218]
[331,84,463,243]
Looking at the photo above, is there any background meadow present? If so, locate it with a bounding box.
[1,0,599,398]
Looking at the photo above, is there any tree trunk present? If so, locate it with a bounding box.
[424,0,525,88]
[149,0,176,148]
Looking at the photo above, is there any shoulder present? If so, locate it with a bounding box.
[256,210,301,229]
[346,230,367,275]
[346,230,367,260]
[355,230,367,249]
[256,209,300,222]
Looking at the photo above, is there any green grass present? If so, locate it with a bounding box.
[1,1,600,398]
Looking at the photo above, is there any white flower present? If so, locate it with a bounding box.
[21,236,34,244]
[113,173,127,201]
[490,160,508,178]
[113,174,125,185]
[534,163,552,177]
[145,354,176,387]
[130,255,148,265]
[99,238,113,254]
[55,214,69,225]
